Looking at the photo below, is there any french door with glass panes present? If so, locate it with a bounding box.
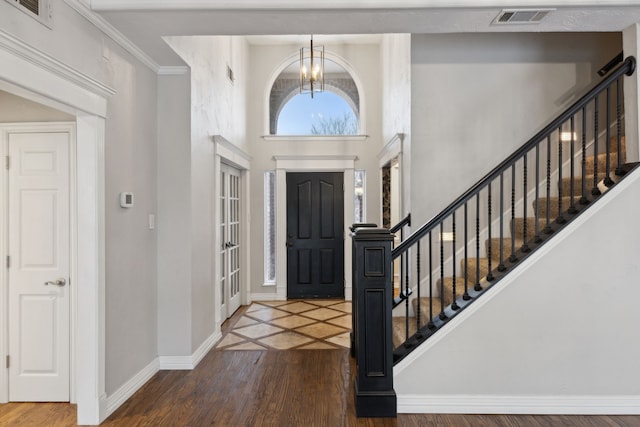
[220,163,242,318]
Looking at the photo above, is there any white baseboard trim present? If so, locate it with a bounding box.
[397,394,640,415]
[192,331,221,368]
[104,358,160,419]
[159,331,221,370]
[250,292,283,301]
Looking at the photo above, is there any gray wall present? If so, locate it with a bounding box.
[411,32,621,226]
[163,36,249,351]
[0,1,159,396]
[395,166,640,404]
[157,73,192,357]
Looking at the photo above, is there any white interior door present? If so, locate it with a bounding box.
[8,131,70,402]
[220,164,241,318]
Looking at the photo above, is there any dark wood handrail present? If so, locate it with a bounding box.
[598,52,624,77]
[392,56,636,260]
[389,213,411,234]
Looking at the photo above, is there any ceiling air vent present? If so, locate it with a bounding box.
[4,0,51,27]
[493,9,554,25]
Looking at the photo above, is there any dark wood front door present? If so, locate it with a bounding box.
[287,172,344,299]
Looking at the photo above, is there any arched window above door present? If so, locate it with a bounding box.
[269,58,360,135]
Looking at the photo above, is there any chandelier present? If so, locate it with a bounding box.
[300,35,324,98]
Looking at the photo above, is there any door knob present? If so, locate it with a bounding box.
[286,241,293,247]
[45,278,66,287]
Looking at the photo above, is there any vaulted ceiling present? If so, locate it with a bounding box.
[89,1,640,66]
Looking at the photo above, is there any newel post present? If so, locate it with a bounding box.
[351,226,397,418]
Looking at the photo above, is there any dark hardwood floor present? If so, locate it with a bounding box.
[1,305,640,426]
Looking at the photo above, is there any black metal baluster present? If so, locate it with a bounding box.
[604,86,614,187]
[509,165,517,263]
[415,243,421,330]
[544,136,553,234]
[439,222,447,320]
[568,115,578,214]
[557,127,566,224]
[592,94,601,196]
[580,107,589,205]
[534,143,542,243]
[474,193,482,292]
[487,183,494,282]
[522,155,530,252]
[615,77,624,176]
[463,202,471,301]
[451,212,459,310]
[498,173,505,271]
[427,232,435,330]
[404,246,409,341]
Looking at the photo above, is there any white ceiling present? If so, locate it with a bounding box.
[91,2,640,66]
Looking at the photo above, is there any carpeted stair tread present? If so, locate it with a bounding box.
[436,277,472,305]
[461,257,491,285]
[486,237,525,263]
[533,196,581,219]
[393,316,417,349]
[585,150,626,176]
[603,135,626,153]
[511,217,550,240]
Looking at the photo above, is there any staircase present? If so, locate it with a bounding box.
[388,56,638,362]
[394,138,635,349]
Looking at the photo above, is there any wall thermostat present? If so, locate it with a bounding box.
[120,192,134,208]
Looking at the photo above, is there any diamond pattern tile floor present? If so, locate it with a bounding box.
[215,299,352,351]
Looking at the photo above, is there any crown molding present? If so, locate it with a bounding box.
[0,28,116,99]
[89,0,640,11]
[63,0,160,73]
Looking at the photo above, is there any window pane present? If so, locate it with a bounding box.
[277,92,358,135]
[264,171,276,283]
[354,170,365,223]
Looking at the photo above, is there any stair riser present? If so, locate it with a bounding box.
[486,238,523,263]
[585,151,626,176]
[460,258,489,285]
[559,173,606,195]
[533,198,580,219]
[511,217,550,241]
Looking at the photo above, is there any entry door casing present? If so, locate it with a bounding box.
[287,172,344,299]
[8,131,70,402]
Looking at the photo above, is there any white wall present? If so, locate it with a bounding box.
[163,36,249,351]
[246,41,383,298]
[395,167,640,413]
[411,32,621,227]
[0,1,159,398]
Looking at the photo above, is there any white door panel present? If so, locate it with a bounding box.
[8,131,70,402]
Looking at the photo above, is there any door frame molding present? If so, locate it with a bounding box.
[0,32,109,424]
[212,135,251,328]
[1,122,77,403]
[273,155,357,301]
